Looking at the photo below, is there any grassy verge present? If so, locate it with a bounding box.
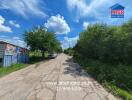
[74,57,132,100]
[0,63,29,77]
[104,82,132,100]
[0,51,49,78]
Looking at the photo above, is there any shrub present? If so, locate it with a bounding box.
[74,20,132,64]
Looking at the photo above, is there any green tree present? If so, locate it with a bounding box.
[24,27,62,58]
[74,20,132,64]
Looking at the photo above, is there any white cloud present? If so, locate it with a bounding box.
[67,0,113,20]
[67,0,132,26]
[83,22,89,30]
[45,14,70,34]
[0,0,47,18]
[12,36,21,40]
[9,20,20,28]
[11,37,26,48]
[61,36,79,49]
[0,36,27,48]
[67,0,119,22]
[0,16,12,32]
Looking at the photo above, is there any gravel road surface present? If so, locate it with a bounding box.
[0,54,118,100]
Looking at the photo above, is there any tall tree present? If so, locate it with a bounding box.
[74,20,132,64]
[24,27,62,57]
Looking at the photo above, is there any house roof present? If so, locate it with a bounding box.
[0,40,28,50]
[110,3,125,10]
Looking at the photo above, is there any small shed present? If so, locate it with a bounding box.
[0,41,29,67]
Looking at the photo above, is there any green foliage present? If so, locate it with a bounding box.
[29,51,49,64]
[74,57,132,99]
[0,63,28,77]
[24,27,62,57]
[64,48,74,56]
[74,20,132,64]
[73,20,132,99]
[105,82,132,100]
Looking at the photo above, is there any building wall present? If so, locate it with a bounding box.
[3,54,29,67]
[0,43,29,67]
[0,43,5,58]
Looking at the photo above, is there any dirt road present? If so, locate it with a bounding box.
[0,54,117,100]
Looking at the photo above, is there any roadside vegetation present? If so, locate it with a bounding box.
[29,51,49,64]
[0,63,29,77]
[24,26,62,63]
[73,20,132,99]
[63,47,74,56]
[24,27,62,58]
[0,27,62,78]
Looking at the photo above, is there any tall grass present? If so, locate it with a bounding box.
[74,57,132,99]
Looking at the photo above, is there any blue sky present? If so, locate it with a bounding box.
[0,0,132,49]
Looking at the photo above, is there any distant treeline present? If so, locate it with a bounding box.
[74,20,132,64]
[63,48,74,56]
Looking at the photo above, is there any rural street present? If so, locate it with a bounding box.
[0,54,117,100]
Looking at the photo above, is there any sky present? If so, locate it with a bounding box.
[0,0,132,49]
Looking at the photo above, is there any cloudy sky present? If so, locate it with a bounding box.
[0,0,132,49]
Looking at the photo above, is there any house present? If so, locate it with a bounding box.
[0,41,29,67]
[110,3,125,18]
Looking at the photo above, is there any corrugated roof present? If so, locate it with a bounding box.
[0,40,28,50]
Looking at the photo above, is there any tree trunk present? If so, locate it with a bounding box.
[42,51,45,59]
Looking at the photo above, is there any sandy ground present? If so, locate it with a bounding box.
[0,54,118,100]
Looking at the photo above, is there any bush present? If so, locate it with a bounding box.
[74,57,132,99]
[73,20,132,99]
[74,20,132,64]
[64,48,74,56]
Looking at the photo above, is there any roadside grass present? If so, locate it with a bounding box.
[104,82,132,100]
[0,52,50,78]
[0,63,29,77]
[0,56,43,77]
[74,57,132,100]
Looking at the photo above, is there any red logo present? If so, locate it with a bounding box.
[111,10,124,15]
